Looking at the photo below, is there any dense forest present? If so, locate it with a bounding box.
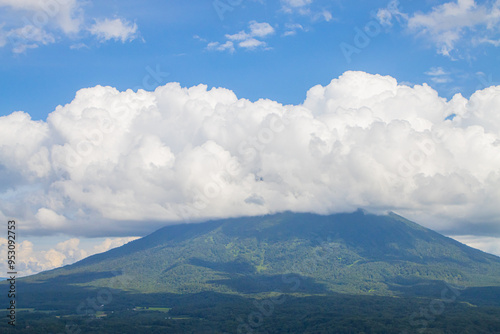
[1,288,500,333]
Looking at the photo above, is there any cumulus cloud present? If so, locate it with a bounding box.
[248,21,275,38]
[0,236,138,276]
[1,71,500,242]
[89,18,139,43]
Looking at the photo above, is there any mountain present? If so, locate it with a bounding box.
[4,210,500,333]
[23,210,500,297]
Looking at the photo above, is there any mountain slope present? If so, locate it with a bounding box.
[24,210,500,296]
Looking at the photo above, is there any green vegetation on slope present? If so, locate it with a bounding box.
[22,211,500,296]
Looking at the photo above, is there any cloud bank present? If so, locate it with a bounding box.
[1,71,500,239]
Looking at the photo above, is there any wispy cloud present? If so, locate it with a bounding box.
[281,0,313,14]
[207,40,235,53]
[425,67,452,84]
[378,0,500,57]
[280,0,333,22]
[408,0,500,56]
[0,0,140,52]
[208,21,275,52]
[0,0,84,34]
[7,25,56,53]
[376,0,408,27]
[283,23,305,37]
[70,42,89,50]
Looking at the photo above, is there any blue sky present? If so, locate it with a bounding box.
[2,0,500,120]
[2,0,500,275]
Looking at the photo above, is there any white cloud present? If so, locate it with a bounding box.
[425,67,448,77]
[193,35,207,42]
[70,42,88,50]
[35,208,67,229]
[226,31,251,41]
[0,0,83,34]
[248,21,275,38]
[280,0,332,21]
[238,38,266,49]
[7,25,56,53]
[207,41,235,53]
[0,0,82,52]
[1,71,500,243]
[281,0,313,13]
[209,21,274,52]
[406,0,500,56]
[376,0,408,27]
[317,10,333,22]
[89,18,138,43]
[480,37,500,46]
[425,67,452,84]
[283,0,313,7]
[283,23,304,36]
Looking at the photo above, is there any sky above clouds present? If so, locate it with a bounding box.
[1,0,500,275]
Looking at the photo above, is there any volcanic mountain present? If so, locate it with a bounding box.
[23,210,500,297]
